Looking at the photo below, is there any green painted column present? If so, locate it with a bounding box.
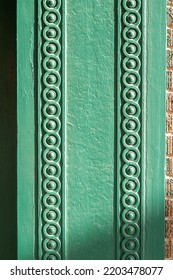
[65,0,115,260]
[17,0,166,260]
[17,0,36,259]
[115,0,166,260]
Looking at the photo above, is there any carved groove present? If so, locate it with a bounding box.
[120,0,142,260]
[39,0,62,260]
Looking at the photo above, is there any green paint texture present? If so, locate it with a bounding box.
[15,0,166,260]
[144,0,166,260]
[65,0,115,260]
[17,0,36,259]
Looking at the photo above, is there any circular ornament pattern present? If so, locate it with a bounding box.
[126,59,137,69]
[46,43,57,54]
[47,240,57,250]
[47,105,57,115]
[46,0,57,8]
[125,210,136,221]
[41,0,62,261]
[127,29,137,39]
[126,89,137,99]
[47,151,57,161]
[47,254,57,260]
[47,13,57,23]
[126,180,136,190]
[47,225,57,235]
[126,74,136,85]
[125,240,136,250]
[47,210,57,221]
[46,28,57,38]
[126,120,136,131]
[121,0,141,260]
[125,225,136,236]
[47,74,57,85]
[126,150,136,161]
[46,120,57,130]
[126,105,137,115]
[127,44,137,54]
[126,135,137,145]
[126,0,137,8]
[46,180,57,190]
[46,59,57,69]
[47,90,57,100]
[47,195,57,205]
[46,135,57,145]
[125,195,136,206]
[127,13,137,24]
[47,166,57,176]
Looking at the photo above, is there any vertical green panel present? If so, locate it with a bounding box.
[17,0,35,259]
[116,0,144,260]
[66,0,115,260]
[37,0,64,260]
[17,0,166,260]
[145,0,166,260]
[115,0,166,260]
[0,0,17,259]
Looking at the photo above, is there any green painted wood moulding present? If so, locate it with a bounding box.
[17,0,166,260]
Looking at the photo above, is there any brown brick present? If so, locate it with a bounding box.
[166,199,173,218]
[167,28,173,47]
[166,136,173,155]
[166,114,173,133]
[167,71,173,89]
[166,157,173,175]
[165,239,173,259]
[168,0,173,5]
[166,179,173,198]
[167,50,173,67]
[166,93,173,112]
[166,220,173,238]
[168,7,173,25]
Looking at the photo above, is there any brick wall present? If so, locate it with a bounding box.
[166,0,173,260]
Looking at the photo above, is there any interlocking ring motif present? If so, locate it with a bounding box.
[41,0,62,260]
[120,0,141,260]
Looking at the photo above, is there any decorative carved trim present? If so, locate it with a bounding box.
[38,0,62,260]
[119,0,142,260]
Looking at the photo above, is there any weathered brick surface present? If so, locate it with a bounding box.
[167,28,173,47]
[167,7,173,25]
[166,93,173,113]
[166,113,173,132]
[167,50,173,67]
[165,239,173,258]
[167,71,173,89]
[166,199,173,218]
[166,1,173,260]
[166,179,173,198]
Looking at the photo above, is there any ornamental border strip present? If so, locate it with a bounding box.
[38,0,62,260]
[119,0,142,260]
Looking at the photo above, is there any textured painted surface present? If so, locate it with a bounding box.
[37,0,63,260]
[0,0,17,259]
[145,0,166,260]
[116,0,143,260]
[17,0,166,260]
[65,0,115,260]
[17,0,36,259]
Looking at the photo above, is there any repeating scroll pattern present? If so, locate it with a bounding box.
[120,0,141,260]
[39,0,62,260]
